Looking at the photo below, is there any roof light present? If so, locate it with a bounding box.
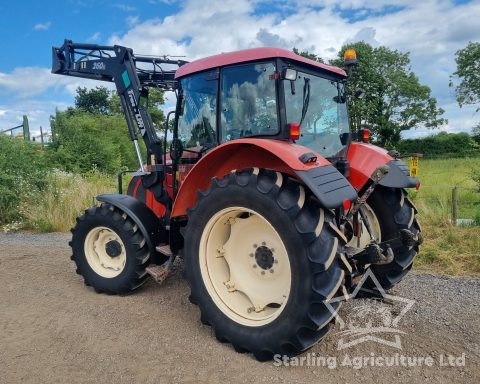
[343,48,357,66]
[282,68,298,81]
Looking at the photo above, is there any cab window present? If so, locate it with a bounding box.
[178,70,218,151]
[220,62,278,142]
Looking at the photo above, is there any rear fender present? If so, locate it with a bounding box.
[171,139,357,217]
[347,142,419,191]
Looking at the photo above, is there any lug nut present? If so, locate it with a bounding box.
[253,265,257,268]
[261,241,266,246]
[249,253,254,257]
[261,271,265,275]
[253,244,257,248]
[270,269,274,273]
[274,259,278,264]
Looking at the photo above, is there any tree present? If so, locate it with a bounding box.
[472,122,480,145]
[48,85,169,174]
[76,86,166,130]
[75,86,110,114]
[293,47,324,63]
[330,42,446,147]
[450,42,480,112]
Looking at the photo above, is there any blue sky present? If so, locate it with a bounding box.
[0,0,479,138]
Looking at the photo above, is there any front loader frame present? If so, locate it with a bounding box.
[52,40,187,176]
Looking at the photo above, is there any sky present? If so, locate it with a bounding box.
[0,0,479,139]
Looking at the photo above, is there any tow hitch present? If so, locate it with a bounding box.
[347,228,423,267]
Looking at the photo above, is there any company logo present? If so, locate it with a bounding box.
[325,269,415,350]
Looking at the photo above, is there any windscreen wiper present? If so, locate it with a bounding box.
[299,77,310,127]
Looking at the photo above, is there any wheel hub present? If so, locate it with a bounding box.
[84,226,126,278]
[255,245,274,270]
[105,240,122,257]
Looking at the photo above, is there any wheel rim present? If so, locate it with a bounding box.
[199,207,291,327]
[347,203,382,248]
[84,226,126,278]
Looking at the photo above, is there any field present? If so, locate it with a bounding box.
[408,157,480,275]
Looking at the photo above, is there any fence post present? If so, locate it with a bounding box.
[452,186,458,226]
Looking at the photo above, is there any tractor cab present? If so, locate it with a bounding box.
[173,48,350,172]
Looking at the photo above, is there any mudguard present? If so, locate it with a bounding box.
[96,194,165,254]
[347,142,418,191]
[296,165,358,208]
[379,159,418,188]
[171,139,358,217]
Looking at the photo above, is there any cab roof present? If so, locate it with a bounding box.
[175,47,346,79]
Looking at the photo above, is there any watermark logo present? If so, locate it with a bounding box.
[325,269,415,350]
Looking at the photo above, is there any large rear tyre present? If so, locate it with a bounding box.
[366,187,421,290]
[183,168,351,361]
[70,203,152,294]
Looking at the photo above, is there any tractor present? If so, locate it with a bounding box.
[52,40,422,361]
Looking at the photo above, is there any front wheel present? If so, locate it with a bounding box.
[70,203,154,294]
[183,168,351,360]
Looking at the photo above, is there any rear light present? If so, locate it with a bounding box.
[289,123,300,140]
[361,128,370,143]
[343,199,351,211]
[416,182,420,190]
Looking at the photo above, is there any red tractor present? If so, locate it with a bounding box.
[52,41,422,360]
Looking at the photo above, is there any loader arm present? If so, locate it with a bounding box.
[52,39,187,170]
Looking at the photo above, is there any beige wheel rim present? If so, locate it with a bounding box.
[84,226,126,278]
[347,203,382,249]
[199,207,291,327]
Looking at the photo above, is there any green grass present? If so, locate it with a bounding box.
[408,157,480,276]
[21,170,115,233]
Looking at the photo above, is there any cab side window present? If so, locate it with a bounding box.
[178,70,218,150]
[220,62,278,142]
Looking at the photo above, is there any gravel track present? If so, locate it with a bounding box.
[0,232,479,383]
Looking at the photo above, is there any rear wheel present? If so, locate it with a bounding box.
[183,168,351,360]
[365,187,421,290]
[70,203,152,294]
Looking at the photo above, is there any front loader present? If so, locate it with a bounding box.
[52,40,422,360]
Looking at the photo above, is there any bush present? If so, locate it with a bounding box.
[47,110,145,174]
[395,131,479,158]
[0,135,48,225]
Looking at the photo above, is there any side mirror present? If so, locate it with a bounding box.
[169,137,184,162]
[339,132,350,145]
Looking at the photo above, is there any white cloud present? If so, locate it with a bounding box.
[126,15,140,27]
[88,32,101,42]
[115,3,136,12]
[33,21,51,31]
[0,67,112,98]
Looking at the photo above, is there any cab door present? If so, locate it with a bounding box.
[175,69,219,184]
